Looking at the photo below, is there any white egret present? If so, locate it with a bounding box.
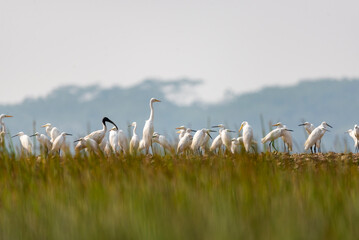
[238,121,254,152]
[12,132,33,154]
[51,132,72,154]
[273,122,293,152]
[191,129,206,152]
[212,124,235,151]
[41,123,61,143]
[353,124,359,140]
[200,129,215,154]
[311,122,332,153]
[231,138,240,154]
[299,121,318,152]
[210,129,223,153]
[177,128,195,154]
[0,114,12,132]
[232,136,258,153]
[152,132,172,153]
[298,122,315,135]
[346,129,359,153]
[175,126,187,140]
[109,127,119,153]
[84,117,118,144]
[129,122,140,155]
[74,138,99,153]
[117,129,129,155]
[141,98,161,154]
[30,132,52,154]
[304,126,330,153]
[191,129,214,154]
[261,128,293,152]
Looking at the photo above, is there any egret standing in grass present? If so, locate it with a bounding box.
[0,114,12,132]
[118,129,129,155]
[304,122,332,153]
[175,126,187,140]
[30,132,52,154]
[273,122,293,152]
[129,122,139,155]
[262,127,293,152]
[231,138,240,154]
[210,128,223,153]
[152,132,172,154]
[142,98,161,154]
[74,137,99,153]
[177,128,195,154]
[200,129,215,154]
[51,132,72,155]
[12,132,33,154]
[307,122,332,153]
[212,124,235,152]
[299,121,317,152]
[41,123,61,143]
[238,121,254,152]
[109,127,119,153]
[346,129,359,153]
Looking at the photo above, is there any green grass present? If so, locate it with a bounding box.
[1,150,359,240]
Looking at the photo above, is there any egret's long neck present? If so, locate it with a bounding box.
[46,126,52,136]
[149,101,154,121]
[133,124,137,135]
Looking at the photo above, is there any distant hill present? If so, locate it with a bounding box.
[1,78,358,152]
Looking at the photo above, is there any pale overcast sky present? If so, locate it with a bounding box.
[1,0,358,104]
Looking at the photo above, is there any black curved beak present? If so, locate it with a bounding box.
[228,130,235,133]
[298,123,305,126]
[191,129,197,132]
[207,132,213,139]
[74,139,81,143]
[103,117,118,130]
[65,133,72,136]
[285,129,294,132]
[327,124,333,128]
[29,134,36,137]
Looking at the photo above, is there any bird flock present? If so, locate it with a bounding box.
[0,98,357,157]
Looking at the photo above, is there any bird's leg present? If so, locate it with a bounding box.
[272,141,278,152]
[283,142,286,152]
[268,142,272,152]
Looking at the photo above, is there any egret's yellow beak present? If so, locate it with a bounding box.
[176,130,181,134]
[155,99,161,102]
[41,124,47,128]
[4,115,13,118]
[272,123,280,127]
[239,124,244,133]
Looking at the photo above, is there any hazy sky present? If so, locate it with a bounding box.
[1,0,358,104]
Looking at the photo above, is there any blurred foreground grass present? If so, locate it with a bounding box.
[0,151,359,240]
